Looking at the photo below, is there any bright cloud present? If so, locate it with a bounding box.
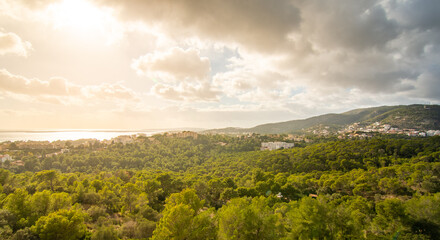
[0,69,138,104]
[152,82,219,102]
[0,69,77,96]
[132,47,210,82]
[0,30,32,56]
[132,47,220,101]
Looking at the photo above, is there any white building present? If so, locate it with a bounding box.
[0,154,13,162]
[427,130,440,136]
[261,142,295,151]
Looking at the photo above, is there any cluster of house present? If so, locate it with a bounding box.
[101,135,138,145]
[0,154,23,166]
[261,142,295,151]
[44,148,70,158]
[339,122,440,138]
[166,131,199,139]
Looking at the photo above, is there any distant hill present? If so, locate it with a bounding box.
[204,104,440,134]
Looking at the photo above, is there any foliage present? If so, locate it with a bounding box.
[0,135,439,239]
[32,208,87,240]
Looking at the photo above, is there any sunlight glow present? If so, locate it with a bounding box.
[45,0,121,42]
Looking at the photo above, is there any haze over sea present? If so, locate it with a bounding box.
[0,130,169,142]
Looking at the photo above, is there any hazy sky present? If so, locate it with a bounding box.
[0,0,439,130]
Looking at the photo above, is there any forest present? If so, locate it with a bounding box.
[0,134,440,239]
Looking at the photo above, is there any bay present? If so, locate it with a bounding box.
[0,130,168,142]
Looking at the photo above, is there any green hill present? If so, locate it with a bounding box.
[204,104,440,134]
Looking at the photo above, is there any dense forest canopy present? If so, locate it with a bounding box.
[0,134,440,239]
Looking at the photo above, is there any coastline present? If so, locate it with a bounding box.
[0,129,167,142]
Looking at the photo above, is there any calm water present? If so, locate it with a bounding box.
[0,130,168,142]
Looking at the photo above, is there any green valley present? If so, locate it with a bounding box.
[0,132,439,239]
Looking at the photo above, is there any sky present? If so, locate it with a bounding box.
[0,0,439,130]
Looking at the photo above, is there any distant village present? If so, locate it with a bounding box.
[0,131,197,149]
[0,131,203,165]
[0,134,133,166]
[307,122,440,139]
[1,124,440,166]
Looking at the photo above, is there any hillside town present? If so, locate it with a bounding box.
[340,122,440,138]
[332,122,439,139]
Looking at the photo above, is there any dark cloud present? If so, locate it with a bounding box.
[387,0,440,30]
[407,69,440,100]
[324,69,417,93]
[95,0,301,52]
[299,0,399,51]
[391,30,440,59]
[271,0,440,101]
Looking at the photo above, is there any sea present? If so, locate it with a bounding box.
[0,130,170,142]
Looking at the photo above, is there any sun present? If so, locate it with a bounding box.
[45,0,117,34]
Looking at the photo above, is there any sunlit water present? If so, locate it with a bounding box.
[0,130,168,142]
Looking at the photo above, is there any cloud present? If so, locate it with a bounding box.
[0,69,139,104]
[299,0,399,51]
[133,47,221,101]
[264,0,440,101]
[132,47,210,82]
[0,30,32,56]
[0,69,77,96]
[406,69,440,100]
[385,0,440,31]
[112,105,302,129]
[17,0,62,9]
[83,82,140,101]
[388,29,440,60]
[95,0,301,53]
[285,50,419,93]
[152,82,220,102]
[213,66,293,103]
[120,0,440,104]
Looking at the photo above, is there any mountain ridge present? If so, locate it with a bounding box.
[203,104,440,134]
